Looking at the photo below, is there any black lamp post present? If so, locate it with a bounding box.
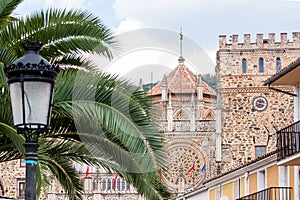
[4,41,59,200]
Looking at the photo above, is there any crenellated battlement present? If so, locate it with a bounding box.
[219,32,300,49]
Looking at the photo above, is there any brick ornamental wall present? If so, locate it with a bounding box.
[217,32,299,172]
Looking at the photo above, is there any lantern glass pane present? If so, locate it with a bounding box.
[10,81,53,128]
[9,82,23,127]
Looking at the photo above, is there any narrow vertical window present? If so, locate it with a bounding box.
[117,179,121,191]
[259,58,264,73]
[242,58,247,73]
[102,179,107,191]
[18,181,26,198]
[107,179,112,190]
[121,180,126,191]
[255,146,266,158]
[276,57,281,72]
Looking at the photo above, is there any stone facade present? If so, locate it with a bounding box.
[47,165,143,200]
[0,160,26,199]
[0,160,143,200]
[216,32,299,172]
[0,59,217,200]
[148,57,217,195]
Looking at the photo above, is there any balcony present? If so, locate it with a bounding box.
[277,120,300,165]
[236,187,292,200]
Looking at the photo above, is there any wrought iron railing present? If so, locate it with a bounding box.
[277,120,300,161]
[236,187,292,200]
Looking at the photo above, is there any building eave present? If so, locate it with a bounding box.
[204,151,277,188]
[264,57,300,86]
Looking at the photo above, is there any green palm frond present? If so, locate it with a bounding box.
[48,68,170,199]
[0,2,170,199]
[0,0,21,28]
[38,147,84,200]
[0,8,116,64]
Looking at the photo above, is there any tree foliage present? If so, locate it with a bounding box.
[0,0,170,199]
[202,73,217,91]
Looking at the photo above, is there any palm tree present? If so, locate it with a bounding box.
[0,0,171,199]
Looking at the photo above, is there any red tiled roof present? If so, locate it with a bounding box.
[148,64,216,96]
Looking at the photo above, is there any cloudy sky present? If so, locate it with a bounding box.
[15,0,300,83]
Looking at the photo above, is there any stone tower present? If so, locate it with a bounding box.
[216,32,300,172]
[148,56,217,194]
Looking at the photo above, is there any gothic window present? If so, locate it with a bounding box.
[276,57,281,72]
[255,146,266,158]
[174,109,189,120]
[102,179,106,191]
[93,179,100,191]
[107,179,112,190]
[121,180,126,191]
[259,58,264,73]
[242,58,247,73]
[204,110,215,120]
[126,182,130,190]
[116,179,120,191]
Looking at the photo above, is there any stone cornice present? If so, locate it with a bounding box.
[219,86,293,94]
[164,132,213,138]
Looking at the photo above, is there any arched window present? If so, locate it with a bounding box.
[101,179,106,191]
[126,182,130,190]
[121,180,126,191]
[117,179,121,191]
[107,179,112,190]
[242,58,247,73]
[174,108,190,120]
[276,57,281,72]
[259,58,264,73]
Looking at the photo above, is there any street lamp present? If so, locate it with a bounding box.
[4,41,59,200]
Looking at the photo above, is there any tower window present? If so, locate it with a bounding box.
[242,58,247,73]
[276,57,281,72]
[259,58,264,73]
[18,181,26,198]
[255,146,266,158]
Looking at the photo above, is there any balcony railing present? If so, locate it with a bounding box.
[277,120,300,161]
[236,187,292,200]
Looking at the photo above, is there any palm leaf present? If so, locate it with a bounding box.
[0,0,21,28]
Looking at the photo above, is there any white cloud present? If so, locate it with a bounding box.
[16,0,88,15]
[114,18,143,34]
[43,0,86,9]
[113,0,206,22]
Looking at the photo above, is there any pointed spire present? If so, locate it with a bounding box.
[216,93,221,109]
[198,74,203,86]
[161,74,168,101]
[138,78,144,91]
[162,74,167,87]
[191,93,195,108]
[178,27,185,64]
[168,93,172,108]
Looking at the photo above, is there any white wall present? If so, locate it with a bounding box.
[294,84,300,122]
